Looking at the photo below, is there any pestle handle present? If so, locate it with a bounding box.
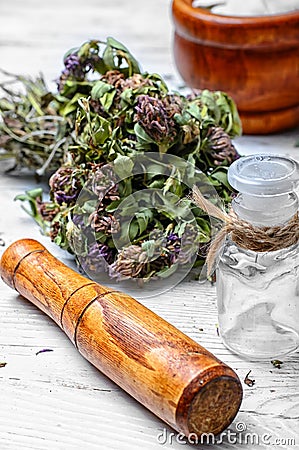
[0,239,242,437]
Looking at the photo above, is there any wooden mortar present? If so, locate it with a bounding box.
[172,0,299,134]
[0,239,243,437]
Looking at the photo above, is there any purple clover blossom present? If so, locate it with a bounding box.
[135,95,177,148]
[64,54,81,72]
[166,228,199,265]
[49,167,85,206]
[54,191,78,206]
[166,232,181,264]
[72,213,85,228]
[87,241,115,265]
[167,232,180,243]
[57,52,86,92]
[177,224,200,265]
[80,241,115,276]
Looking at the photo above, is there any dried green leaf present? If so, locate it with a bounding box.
[209,167,231,190]
[271,359,283,369]
[113,154,134,179]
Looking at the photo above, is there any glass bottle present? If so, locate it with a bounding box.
[216,154,299,360]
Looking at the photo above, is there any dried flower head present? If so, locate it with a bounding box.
[57,51,96,93]
[205,126,239,167]
[109,244,149,280]
[89,212,120,235]
[49,166,86,206]
[87,163,119,203]
[135,95,178,151]
[37,199,60,223]
[177,223,200,264]
[49,220,61,241]
[79,242,115,274]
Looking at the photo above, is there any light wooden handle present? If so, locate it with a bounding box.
[0,239,242,437]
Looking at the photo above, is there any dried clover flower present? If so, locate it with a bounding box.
[82,241,115,270]
[49,166,86,206]
[87,163,120,204]
[57,51,96,93]
[165,225,200,265]
[205,126,239,167]
[37,199,60,223]
[109,244,149,280]
[135,95,178,152]
[89,212,120,235]
[166,233,181,264]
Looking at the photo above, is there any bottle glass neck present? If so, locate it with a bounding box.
[232,192,299,227]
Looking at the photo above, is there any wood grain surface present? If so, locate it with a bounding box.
[0,0,299,449]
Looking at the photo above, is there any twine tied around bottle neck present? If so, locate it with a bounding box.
[192,185,299,277]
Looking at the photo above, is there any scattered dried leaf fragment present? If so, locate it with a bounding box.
[244,370,255,387]
[271,359,283,369]
[36,349,54,356]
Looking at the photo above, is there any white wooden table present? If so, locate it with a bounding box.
[0,1,298,449]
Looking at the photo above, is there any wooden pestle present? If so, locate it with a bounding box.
[0,239,242,437]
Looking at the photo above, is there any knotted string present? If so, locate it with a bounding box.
[192,185,299,277]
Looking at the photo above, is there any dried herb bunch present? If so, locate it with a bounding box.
[0,71,69,175]
[0,38,140,174]
[5,37,242,282]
